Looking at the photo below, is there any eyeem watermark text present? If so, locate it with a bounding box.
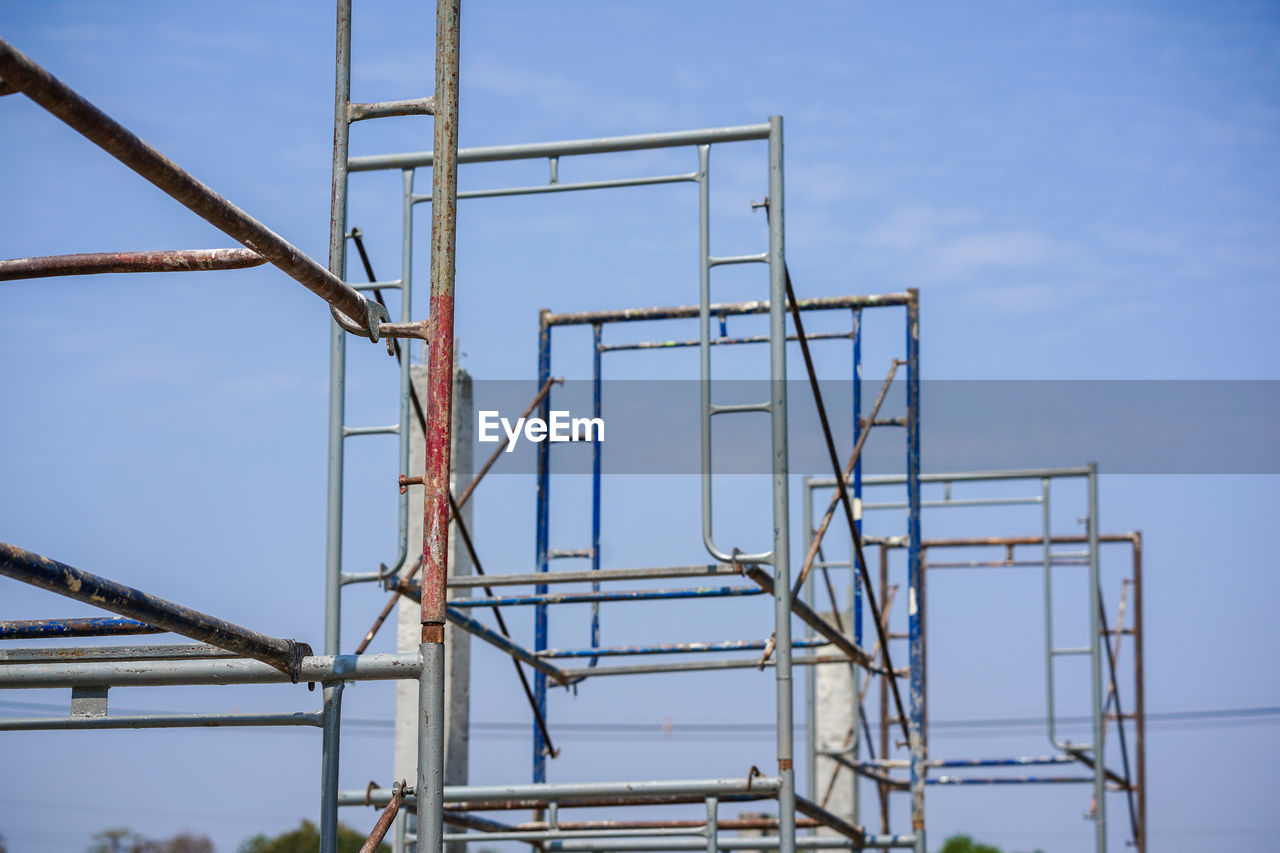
[478,410,604,451]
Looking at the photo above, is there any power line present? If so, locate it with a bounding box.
[1,698,1276,739]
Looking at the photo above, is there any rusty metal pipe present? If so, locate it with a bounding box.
[1132,533,1146,852]
[0,541,311,680]
[359,781,406,853]
[0,248,265,281]
[544,294,913,327]
[0,37,384,338]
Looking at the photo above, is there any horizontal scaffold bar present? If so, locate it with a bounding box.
[0,643,235,663]
[441,564,749,589]
[811,466,1095,488]
[545,294,913,327]
[0,617,162,640]
[447,585,765,609]
[474,837,916,851]
[348,123,771,172]
[0,711,323,732]
[348,776,784,809]
[0,652,420,688]
[599,330,854,353]
[559,653,852,680]
[536,637,829,660]
[0,248,266,281]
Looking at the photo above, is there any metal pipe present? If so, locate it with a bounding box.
[707,797,719,853]
[418,4,461,850]
[905,290,924,853]
[0,617,162,640]
[349,97,435,122]
[320,682,344,853]
[0,37,384,337]
[817,466,1094,488]
[697,144,758,563]
[929,776,1100,786]
[590,322,603,667]
[323,0,353,663]
[862,496,1043,511]
[1132,533,1146,852]
[0,711,323,731]
[533,310,553,783]
[0,542,311,680]
[766,115,797,853]
[850,755,1078,769]
[877,546,890,835]
[598,330,853,353]
[1088,463,1106,851]
[446,585,765,608]
[0,248,265,281]
[1096,583,1139,843]
[558,653,853,680]
[745,569,878,672]
[537,637,828,659]
[0,652,421,688]
[518,837,914,851]
[443,828,706,843]
[793,796,863,844]
[355,777,783,806]
[419,172,698,201]
[442,606,569,687]
[348,123,773,172]
[545,294,913,328]
[360,781,407,853]
[850,306,864,831]
[0,643,232,663]
[442,563,748,589]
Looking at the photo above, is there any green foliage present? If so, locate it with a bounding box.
[86,829,213,853]
[238,820,389,853]
[938,836,1003,853]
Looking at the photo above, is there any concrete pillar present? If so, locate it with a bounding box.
[814,608,855,835]
[395,364,472,852]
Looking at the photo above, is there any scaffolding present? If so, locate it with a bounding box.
[803,469,1146,850]
[0,4,1143,852]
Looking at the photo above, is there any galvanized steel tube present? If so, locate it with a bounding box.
[766,115,796,853]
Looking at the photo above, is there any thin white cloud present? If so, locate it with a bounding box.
[861,203,979,252]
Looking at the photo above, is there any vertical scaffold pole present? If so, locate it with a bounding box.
[533,309,552,783]
[849,306,863,828]
[325,0,352,661]
[420,3,462,853]
[1088,463,1106,851]
[322,3,354,850]
[905,289,924,853]
[1132,532,1146,853]
[766,114,795,853]
[851,308,864,652]
[590,323,604,663]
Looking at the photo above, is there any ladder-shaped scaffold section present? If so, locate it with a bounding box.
[347,109,924,849]
[803,467,1145,852]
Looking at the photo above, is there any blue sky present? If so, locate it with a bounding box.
[1,2,1278,851]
